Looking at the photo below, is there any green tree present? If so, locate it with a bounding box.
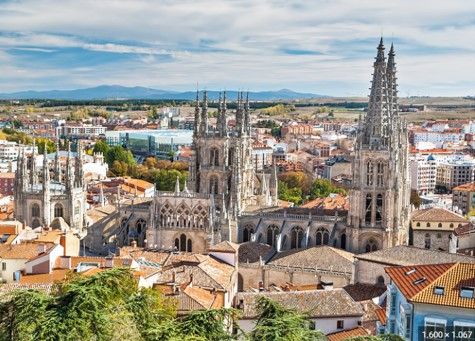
[249,296,325,341]
[154,169,187,191]
[278,181,303,205]
[178,308,240,341]
[105,146,135,167]
[309,178,347,199]
[93,140,111,155]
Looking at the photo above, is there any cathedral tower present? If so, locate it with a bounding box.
[347,38,411,253]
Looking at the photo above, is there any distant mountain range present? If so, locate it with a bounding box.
[0,85,326,101]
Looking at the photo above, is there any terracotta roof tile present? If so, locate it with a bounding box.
[343,283,387,302]
[0,242,55,260]
[453,182,475,192]
[208,241,239,253]
[18,269,70,285]
[375,307,386,326]
[411,263,475,309]
[326,327,370,341]
[385,263,454,299]
[236,289,364,319]
[411,208,467,223]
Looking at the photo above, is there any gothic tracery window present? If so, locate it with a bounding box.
[365,194,372,225]
[210,148,219,167]
[290,226,304,249]
[365,239,378,253]
[31,203,40,218]
[377,161,384,186]
[316,228,329,246]
[243,225,255,243]
[375,194,383,224]
[135,219,146,235]
[209,176,219,195]
[54,203,64,218]
[266,225,279,248]
[366,161,374,186]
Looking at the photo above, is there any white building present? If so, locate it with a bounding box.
[56,124,106,138]
[410,154,437,194]
[0,141,37,162]
[412,130,464,148]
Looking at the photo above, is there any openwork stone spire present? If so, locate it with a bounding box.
[362,37,391,149]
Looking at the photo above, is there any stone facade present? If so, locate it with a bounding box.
[14,140,86,232]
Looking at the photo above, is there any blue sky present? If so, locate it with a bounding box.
[0,0,474,96]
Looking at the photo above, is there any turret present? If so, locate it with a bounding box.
[193,90,201,138]
[42,148,51,227]
[200,91,208,135]
[54,139,61,182]
[219,91,228,136]
[30,139,37,188]
[75,141,84,189]
[244,92,251,136]
[66,143,74,192]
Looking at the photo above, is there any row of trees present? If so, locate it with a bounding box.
[278,171,347,205]
[0,268,402,341]
[1,128,57,154]
[93,141,188,192]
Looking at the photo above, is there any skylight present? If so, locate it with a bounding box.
[413,277,427,285]
[433,286,444,295]
[405,269,416,275]
[460,287,474,299]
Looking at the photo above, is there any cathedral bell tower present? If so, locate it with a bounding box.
[347,38,410,254]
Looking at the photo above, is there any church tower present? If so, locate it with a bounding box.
[347,38,411,253]
[188,91,258,242]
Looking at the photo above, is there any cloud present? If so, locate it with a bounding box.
[0,0,473,95]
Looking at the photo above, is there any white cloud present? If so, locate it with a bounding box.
[0,0,473,95]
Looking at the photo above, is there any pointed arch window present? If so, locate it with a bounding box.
[54,203,63,218]
[136,219,146,235]
[365,239,378,253]
[209,176,219,195]
[316,228,329,246]
[375,194,383,224]
[366,161,374,186]
[180,234,187,252]
[365,194,372,224]
[377,162,384,186]
[210,148,219,167]
[31,203,40,218]
[266,225,279,248]
[290,226,304,249]
[340,233,347,250]
[243,225,255,243]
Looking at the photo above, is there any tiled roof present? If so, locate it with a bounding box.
[326,327,370,341]
[18,269,70,285]
[375,307,386,326]
[355,245,475,266]
[236,289,364,319]
[453,182,475,192]
[411,208,467,223]
[0,242,55,260]
[238,242,273,264]
[208,241,239,253]
[343,283,387,302]
[411,263,475,309]
[267,246,354,273]
[119,247,170,265]
[385,263,454,299]
[301,194,349,211]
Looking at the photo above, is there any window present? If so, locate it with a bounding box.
[243,226,254,243]
[427,222,431,227]
[365,194,372,224]
[438,223,442,228]
[135,219,146,235]
[416,222,421,227]
[425,318,446,341]
[31,203,40,218]
[209,148,219,166]
[290,227,304,249]
[460,287,474,299]
[1,262,5,271]
[266,225,279,248]
[425,233,431,249]
[337,320,344,329]
[365,239,378,253]
[208,176,219,195]
[316,228,329,246]
[366,161,374,186]
[375,194,383,224]
[437,233,442,239]
[434,286,445,295]
[454,322,475,341]
[54,203,63,218]
[390,292,397,314]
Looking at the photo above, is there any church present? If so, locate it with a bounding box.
[88,39,410,255]
[14,141,86,232]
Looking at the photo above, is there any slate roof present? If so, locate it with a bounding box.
[267,246,354,273]
[236,289,363,319]
[355,245,475,266]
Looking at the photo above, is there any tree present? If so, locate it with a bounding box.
[249,296,325,341]
[177,308,240,341]
[93,140,110,155]
[278,181,303,205]
[105,146,135,167]
[154,169,187,191]
[278,171,311,191]
[309,178,346,199]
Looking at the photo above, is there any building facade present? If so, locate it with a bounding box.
[346,39,411,253]
[452,182,475,215]
[14,141,86,231]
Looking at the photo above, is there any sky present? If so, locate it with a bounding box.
[0,0,474,96]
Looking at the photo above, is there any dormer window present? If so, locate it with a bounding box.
[434,286,444,295]
[460,287,474,299]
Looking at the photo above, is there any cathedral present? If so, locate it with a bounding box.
[14,141,86,232]
[90,38,410,256]
[238,38,410,254]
